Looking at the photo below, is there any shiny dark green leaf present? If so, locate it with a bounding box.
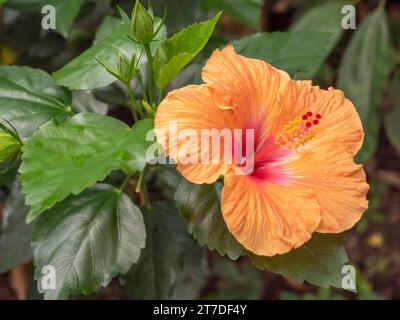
[72,90,108,115]
[124,201,196,299]
[0,66,72,139]
[253,233,349,290]
[290,0,352,78]
[32,184,145,300]
[175,179,245,260]
[232,31,331,77]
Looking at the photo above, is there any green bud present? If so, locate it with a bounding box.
[96,51,139,83]
[117,53,131,82]
[131,0,154,45]
[0,131,21,162]
[117,53,139,82]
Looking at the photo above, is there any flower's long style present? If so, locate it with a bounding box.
[155,46,369,256]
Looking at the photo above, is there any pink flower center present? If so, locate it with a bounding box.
[237,112,322,184]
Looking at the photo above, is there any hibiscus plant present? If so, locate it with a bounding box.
[0,0,397,300]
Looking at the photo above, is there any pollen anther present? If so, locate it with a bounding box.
[275,113,322,149]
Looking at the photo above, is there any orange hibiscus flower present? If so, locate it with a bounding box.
[155,45,369,257]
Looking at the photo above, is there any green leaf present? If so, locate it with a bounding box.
[32,184,145,300]
[0,181,33,273]
[290,0,351,78]
[44,0,86,35]
[153,13,221,90]
[232,31,331,77]
[202,0,263,30]
[253,233,349,290]
[337,8,395,163]
[93,16,123,45]
[170,247,208,300]
[175,179,350,290]
[53,18,166,90]
[0,66,72,139]
[174,178,245,260]
[20,113,154,221]
[384,73,400,155]
[72,90,108,115]
[124,201,196,299]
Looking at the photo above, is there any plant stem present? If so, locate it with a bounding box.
[135,169,151,209]
[137,74,149,103]
[124,81,144,120]
[379,0,387,9]
[135,168,151,209]
[144,44,155,106]
[118,175,131,193]
[135,170,145,193]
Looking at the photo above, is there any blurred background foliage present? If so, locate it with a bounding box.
[0,0,399,300]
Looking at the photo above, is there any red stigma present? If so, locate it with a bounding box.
[302,115,308,120]
[307,111,312,117]
[313,120,319,125]
[306,122,312,128]
[316,114,322,119]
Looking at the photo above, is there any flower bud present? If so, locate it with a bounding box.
[118,53,138,82]
[118,53,131,81]
[131,0,154,45]
[0,131,21,163]
[96,51,139,83]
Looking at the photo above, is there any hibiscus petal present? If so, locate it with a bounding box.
[221,172,322,256]
[284,144,369,233]
[202,45,290,133]
[155,84,233,184]
[275,81,364,156]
